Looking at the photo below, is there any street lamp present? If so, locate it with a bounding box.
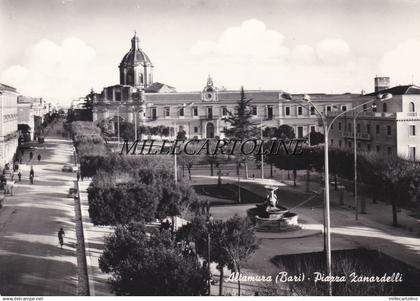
[117,104,121,149]
[291,92,392,296]
[252,114,265,179]
[206,213,214,296]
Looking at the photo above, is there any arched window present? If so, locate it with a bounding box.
[139,73,144,84]
[409,102,415,112]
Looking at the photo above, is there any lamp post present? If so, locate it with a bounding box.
[206,214,213,296]
[292,92,392,296]
[253,115,265,179]
[117,105,121,149]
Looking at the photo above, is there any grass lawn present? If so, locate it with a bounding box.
[270,248,420,296]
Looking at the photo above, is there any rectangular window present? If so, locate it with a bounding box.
[367,124,371,134]
[164,107,170,117]
[310,107,315,115]
[207,107,213,119]
[387,147,392,155]
[298,106,303,116]
[373,105,377,113]
[326,106,332,113]
[193,107,198,117]
[376,145,380,152]
[383,103,387,113]
[376,124,380,134]
[221,106,228,116]
[151,107,157,120]
[297,126,303,138]
[252,106,257,115]
[342,105,347,112]
[387,125,391,136]
[179,107,185,117]
[409,125,416,136]
[310,126,315,133]
[194,126,198,133]
[285,106,290,116]
[267,106,273,119]
[409,146,416,161]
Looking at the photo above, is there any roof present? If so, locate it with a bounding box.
[367,85,420,96]
[119,34,153,67]
[0,83,17,93]
[144,82,176,93]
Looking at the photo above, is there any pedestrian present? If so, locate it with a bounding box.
[58,227,65,248]
[37,154,41,162]
[29,167,34,184]
[206,200,210,215]
[29,151,33,160]
[76,171,80,182]
[18,171,22,182]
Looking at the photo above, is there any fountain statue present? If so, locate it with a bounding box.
[247,185,301,232]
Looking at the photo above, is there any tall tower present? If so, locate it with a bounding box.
[119,32,154,88]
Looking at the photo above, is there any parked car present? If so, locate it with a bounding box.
[62,163,74,172]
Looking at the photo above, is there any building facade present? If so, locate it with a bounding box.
[0,83,19,167]
[92,33,359,139]
[328,81,420,161]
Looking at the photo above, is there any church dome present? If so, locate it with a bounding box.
[119,33,153,68]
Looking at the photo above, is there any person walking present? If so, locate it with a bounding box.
[37,154,41,162]
[18,170,22,182]
[29,167,34,184]
[29,151,33,161]
[58,228,65,248]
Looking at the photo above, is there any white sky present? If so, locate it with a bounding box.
[1,0,420,107]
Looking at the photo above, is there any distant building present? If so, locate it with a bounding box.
[0,83,19,167]
[17,96,35,140]
[328,80,420,161]
[92,33,358,139]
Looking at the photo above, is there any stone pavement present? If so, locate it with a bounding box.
[78,180,113,296]
[0,136,78,295]
[197,174,420,288]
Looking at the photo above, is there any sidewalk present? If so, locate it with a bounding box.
[78,180,113,296]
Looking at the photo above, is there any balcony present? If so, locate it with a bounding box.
[342,131,371,141]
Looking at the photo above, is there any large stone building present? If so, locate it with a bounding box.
[0,83,19,167]
[328,78,420,160]
[92,33,359,139]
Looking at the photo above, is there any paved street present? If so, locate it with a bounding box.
[0,135,78,295]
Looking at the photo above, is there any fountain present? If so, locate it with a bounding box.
[247,185,301,232]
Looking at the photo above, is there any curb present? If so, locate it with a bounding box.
[75,180,91,295]
[77,181,96,296]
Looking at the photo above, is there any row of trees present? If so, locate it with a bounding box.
[264,145,420,226]
[97,118,172,141]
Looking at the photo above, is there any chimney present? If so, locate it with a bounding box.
[374,76,390,92]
